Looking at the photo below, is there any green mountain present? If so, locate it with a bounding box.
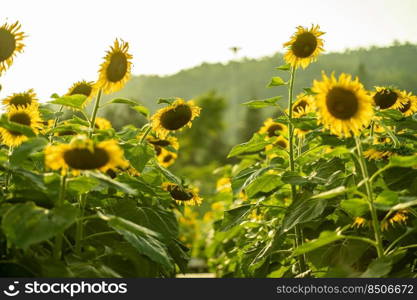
[101,42,417,143]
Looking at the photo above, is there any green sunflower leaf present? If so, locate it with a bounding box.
[2,202,78,249]
[220,204,254,232]
[389,155,417,167]
[157,97,177,105]
[49,94,88,110]
[267,76,287,87]
[133,105,150,117]
[107,97,138,106]
[98,212,173,272]
[227,134,270,158]
[292,231,344,256]
[275,63,291,71]
[243,96,282,108]
[10,137,48,167]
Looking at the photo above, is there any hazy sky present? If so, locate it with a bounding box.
[1,0,417,99]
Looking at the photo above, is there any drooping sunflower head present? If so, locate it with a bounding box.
[397,91,417,117]
[363,148,393,161]
[94,117,112,130]
[96,39,132,94]
[258,118,287,139]
[162,182,202,206]
[352,217,368,228]
[0,106,42,147]
[381,210,409,231]
[313,72,374,137]
[157,148,177,168]
[2,89,38,109]
[67,80,96,106]
[372,87,405,110]
[45,136,129,175]
[151,98,201,138]
[147,135,179,150]
[283,24,325,69]
[364,144,413,161]
[0,21,25,75]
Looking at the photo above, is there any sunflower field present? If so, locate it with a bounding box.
[1,20,417,279]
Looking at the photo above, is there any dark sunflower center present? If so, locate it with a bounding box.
[160,104,192,130]
[291,32,317,58]
[399,99,411,113]
[168,186,193,201]
[58,130,76,136]
[106,52,128,82]
[0,28,16,61]
[8,112,31,136]
[149,139,171,147]
[267,124,283,137]
[326,87,359,119]
[9,112,31,126]
[373,89,398,109]
[154,145,162,156]
[277,140,287,149]
[163,154,173,163]
[9,95,32,106]
[63,146,110,170]
[70,83,92,97]
[293,100,308,113]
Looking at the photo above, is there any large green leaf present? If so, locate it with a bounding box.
[49,94,88,109]
[67,176,100,194]
[340,198,369,217]
[98,213,173,272]
[246,173,282,198]
[243,96,282,109]
[228,134,270,158]
[360,257,393,278]
[267,76,287,87]
[220,205,253,232]
[282,197,327,232]
[2,202,78,249]
[125,143,155,172]
[389,155,417,167]
[10,138,48,167]
[87,172,137,195]
[292,231,344,256]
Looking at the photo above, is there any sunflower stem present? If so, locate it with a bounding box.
[89,89,103,138]
[53,174,67,260]
[75,193,86,255]
[287,65,307,273]
[49,106,64,142]
[4,147,13,193]
[354,135,384,258]
[139,125,152,145]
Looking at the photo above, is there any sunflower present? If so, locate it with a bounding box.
[352,217,368,228]
[67,80,96,106]
[283,24,325,69]
[372,87,405,110]
[0,21,25,74]
[147,135,179,150]
[0,106,42,147]
[151,98,201,138]
[45,135,128,175]
[157,148,177,168]
[258,118,287,139]
[313,72,374,137]
[381,210,409,231]
[293,94,314,118]
[96,39,132,94]
[363,148,393,160]
[94,117,112,130]
[162,182,202,206]
[397,91,417,117]
[216,177,232,193]
[2,89,38,109]
[266,136,289,157]
[292,94,314,137]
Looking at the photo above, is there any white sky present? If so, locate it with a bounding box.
[1,0,417,99]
